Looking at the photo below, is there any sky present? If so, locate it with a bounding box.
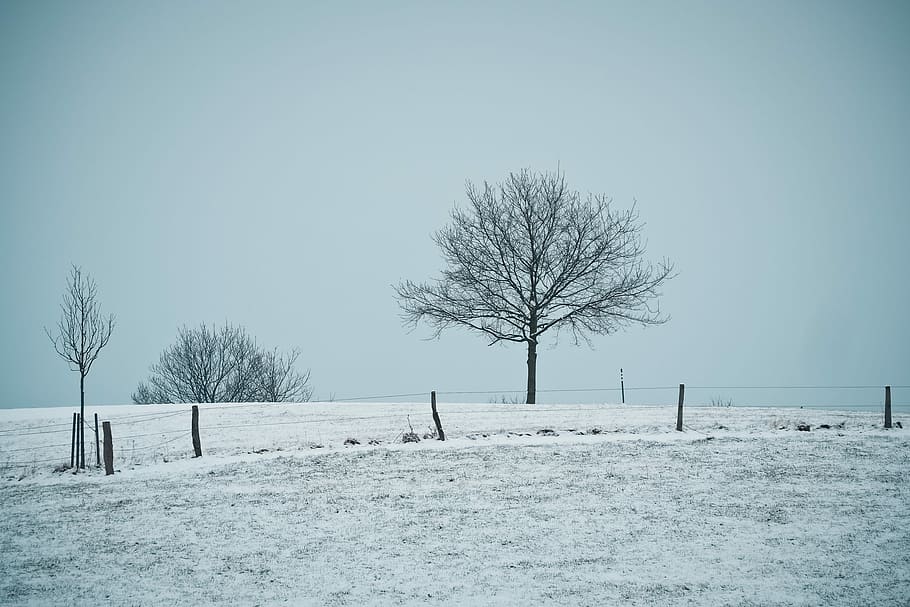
[1,0,908,409]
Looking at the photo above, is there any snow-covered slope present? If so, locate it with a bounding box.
[1,403,907,605]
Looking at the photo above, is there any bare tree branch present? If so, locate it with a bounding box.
[258,348,313,403]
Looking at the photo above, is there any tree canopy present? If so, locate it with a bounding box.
[396,169,674,403]
[133,323,312,404]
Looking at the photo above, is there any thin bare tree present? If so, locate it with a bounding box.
[46,265,115,468]
[396,169,674,404]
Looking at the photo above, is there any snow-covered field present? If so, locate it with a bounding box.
[1,402,908,606]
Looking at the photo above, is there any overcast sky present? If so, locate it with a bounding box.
[1,1,908,409]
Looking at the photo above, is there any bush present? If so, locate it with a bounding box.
[133,323,312,404]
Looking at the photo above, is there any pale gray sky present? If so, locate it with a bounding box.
[1,1,908,408]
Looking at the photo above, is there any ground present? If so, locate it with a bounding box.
[1,403,908,605]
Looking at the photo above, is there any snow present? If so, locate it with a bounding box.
[1,402,908,605]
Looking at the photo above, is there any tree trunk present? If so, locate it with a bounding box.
[526,339,537,404]
[79,373,85,469]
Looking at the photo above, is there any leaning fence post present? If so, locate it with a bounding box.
[70,412,77,468]
[102,421,114,475]
[885,386,892,429]
[94,413,101,468]
[676,383,685,431]
[431,391,445,441]
[191,405,202,457]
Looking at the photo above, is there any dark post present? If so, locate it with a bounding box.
[94,413,101,467]
[620,368,625,404]
[79,375,85,470]
[676,383,685,431]
[885,386,892,429]
[191,405,202,457]
[102,421,114,475]
[75,413,81,473]
[431,391,445,441]
[70,412,77,468]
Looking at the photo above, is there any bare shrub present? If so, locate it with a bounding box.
[133,323,312,404]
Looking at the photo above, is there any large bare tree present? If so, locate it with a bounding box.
[46,265,115,468]
[396,169,674,404]
[133,323,312,404]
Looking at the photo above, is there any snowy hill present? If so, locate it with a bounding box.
[1,403,907,605]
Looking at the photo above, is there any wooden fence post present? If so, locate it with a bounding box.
[676,383,685,431]
[102,421,114,475]
[191,405,202,457]
[431,391,445,441]
[75,413,81,473]
[885,386,892,429]
[94,413,101,468]
[70,412,77,468]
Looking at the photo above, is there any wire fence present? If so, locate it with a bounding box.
[334,384,909,413]
[1,384,905,470]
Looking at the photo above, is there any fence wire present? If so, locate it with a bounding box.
[1,384,905,469]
